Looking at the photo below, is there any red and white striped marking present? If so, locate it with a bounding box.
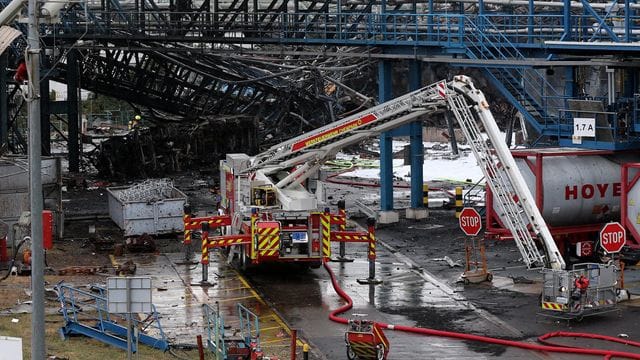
[437,81,447,98]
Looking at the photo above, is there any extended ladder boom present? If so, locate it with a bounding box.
[248,81,447,175]
[447,76,564,270]
[245,75,564,270]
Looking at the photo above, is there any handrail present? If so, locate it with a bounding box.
[55,282,170,352]
[45,9,640,44]
[462,16,560,128]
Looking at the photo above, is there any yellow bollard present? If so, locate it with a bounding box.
[455,186,463,219]
[303,343,310,360]
[422,183,429,208]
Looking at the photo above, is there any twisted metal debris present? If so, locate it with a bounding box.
[117,179,175,203]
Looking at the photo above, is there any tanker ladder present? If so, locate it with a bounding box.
[445,77,564,271]
[55,282,170,352]
[203,302,269,360]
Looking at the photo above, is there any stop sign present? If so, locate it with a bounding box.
[599,222,626,254]
[459,207,482,236]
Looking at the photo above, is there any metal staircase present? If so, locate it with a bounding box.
[446,77,564,270]
[462,16,564,138]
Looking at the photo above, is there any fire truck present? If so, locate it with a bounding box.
[190,75,619,317]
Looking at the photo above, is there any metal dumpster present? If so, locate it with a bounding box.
[107,179,187,237]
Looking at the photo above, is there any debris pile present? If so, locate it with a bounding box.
[93,117,258,180]
[117,178,174,202]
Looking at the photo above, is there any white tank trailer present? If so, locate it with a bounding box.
[487,148,639,260]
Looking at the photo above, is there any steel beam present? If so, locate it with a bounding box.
[67,49,79,173]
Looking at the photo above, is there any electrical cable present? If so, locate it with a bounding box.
[168,347,192,360]
[323,261,640,359]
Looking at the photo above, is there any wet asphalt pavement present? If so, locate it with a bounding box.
[72,177,640,359]
[244,207,640,360]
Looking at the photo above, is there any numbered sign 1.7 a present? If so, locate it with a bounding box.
[573,117,596,137]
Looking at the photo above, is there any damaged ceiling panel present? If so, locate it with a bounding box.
[0,26,21,56]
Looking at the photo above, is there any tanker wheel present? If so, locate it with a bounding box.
[346,345,357,360]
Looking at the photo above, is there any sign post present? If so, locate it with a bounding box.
[108,277,152,359]
[459,207,482,236]
[599,222,626,254]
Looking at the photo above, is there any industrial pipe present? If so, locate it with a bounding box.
[323,262,640,359]
[446,0,640,10]
[0,0,24,26]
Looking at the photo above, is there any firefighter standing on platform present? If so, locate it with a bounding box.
[128,114,142,130]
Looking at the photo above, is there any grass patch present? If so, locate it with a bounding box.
[0,314,199,359]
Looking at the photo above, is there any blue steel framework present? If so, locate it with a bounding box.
[5,0,640,210]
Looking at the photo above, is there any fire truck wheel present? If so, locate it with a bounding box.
[376,345,385,360]
[486,273,493,282]
[240,247,248,271]
[346,345,357,360]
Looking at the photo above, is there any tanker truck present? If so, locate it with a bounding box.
[486,148,640,267]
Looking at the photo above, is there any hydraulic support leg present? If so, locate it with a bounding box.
[200,222,210,284]
[357,218,381,285]
[182,204,193,261]
[333,200,354,262]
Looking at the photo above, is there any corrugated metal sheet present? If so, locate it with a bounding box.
[0,25,21,55]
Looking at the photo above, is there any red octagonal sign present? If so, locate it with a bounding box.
[459,207,482,236]
[599,222,626,254]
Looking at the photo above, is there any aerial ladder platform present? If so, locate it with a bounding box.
[218,76,619,316]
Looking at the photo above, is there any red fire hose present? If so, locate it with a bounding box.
[324,262,640,359]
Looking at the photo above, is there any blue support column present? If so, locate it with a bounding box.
[562,0,571,41]
[527,0,534,43]
[625,0,631,42]
[408,61,424,212]
[565,66,575,98]
[379,60,394,213]
[427,0,433,40]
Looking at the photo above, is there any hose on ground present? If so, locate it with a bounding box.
[323,261,640,359]
[538,331,640,348]
[0,237,29,282]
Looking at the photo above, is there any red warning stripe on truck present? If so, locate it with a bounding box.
[290,113,378,152]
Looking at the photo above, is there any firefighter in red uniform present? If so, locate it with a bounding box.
[14,58,28,83]
[574,274,589,293]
